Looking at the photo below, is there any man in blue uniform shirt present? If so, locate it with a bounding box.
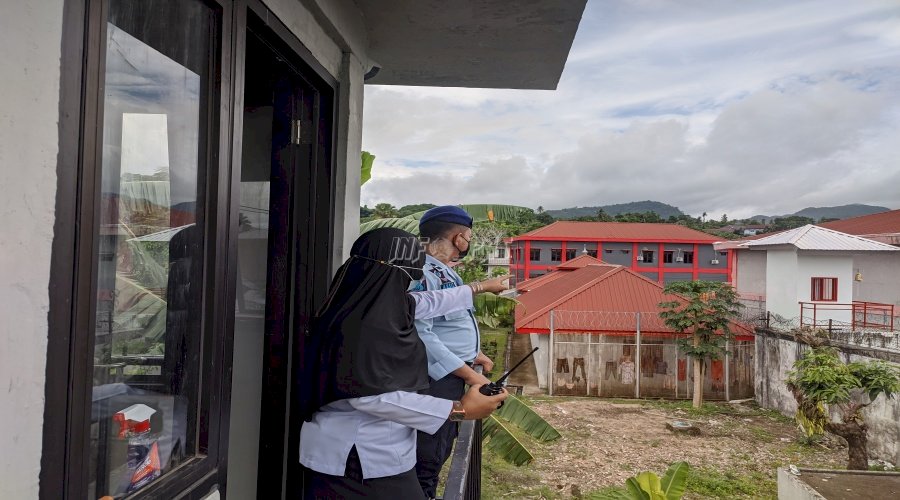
[412,206,497,498]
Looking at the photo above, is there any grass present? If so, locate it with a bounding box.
[684,467,775,499]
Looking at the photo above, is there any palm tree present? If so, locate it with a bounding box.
[372,202,399,219]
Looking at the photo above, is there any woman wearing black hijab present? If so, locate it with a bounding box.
[299,228,507,499]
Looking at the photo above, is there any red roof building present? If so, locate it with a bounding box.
[514,256,753,338]
[818,209,900,246]
[509,221,732,285]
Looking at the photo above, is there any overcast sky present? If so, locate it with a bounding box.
[361,0,900,219]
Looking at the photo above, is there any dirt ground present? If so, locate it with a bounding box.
[485,397,849,499]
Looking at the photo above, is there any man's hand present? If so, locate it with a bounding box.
[459,385,508,420]
[472,274,511,294]
[474,351,494,373]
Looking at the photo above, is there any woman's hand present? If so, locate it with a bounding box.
[459,384,508,419]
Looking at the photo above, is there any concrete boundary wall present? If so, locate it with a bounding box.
[755,329,900,464]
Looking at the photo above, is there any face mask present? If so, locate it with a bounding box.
[452,233,471,261]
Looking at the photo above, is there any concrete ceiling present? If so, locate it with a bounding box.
[355,0,587,89]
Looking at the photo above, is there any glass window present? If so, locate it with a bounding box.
[88,1,215,497]
[496,247,506,258]
[565,249,577,260]
[586,249,598,258]
[641,250,654,263]
[683,252,694,264]
[663,251,674,264]
[530,248,541,261]
[550,248,562,261]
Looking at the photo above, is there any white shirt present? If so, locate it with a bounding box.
[299,285,473,479]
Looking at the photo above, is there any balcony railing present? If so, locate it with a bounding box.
[442,366,484,500]
[799,301,896,332]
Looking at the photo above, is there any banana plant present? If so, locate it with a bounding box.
[590,462,690,500]
[360,151,375,185]
[358,203,533,235]
[482,394,561,466]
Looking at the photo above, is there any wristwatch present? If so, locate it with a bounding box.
[449,400,466,422]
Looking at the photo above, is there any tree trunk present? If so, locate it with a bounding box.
[692,335,703,408]
[827,421,869,470]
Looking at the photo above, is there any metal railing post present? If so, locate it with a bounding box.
[724,339,730,401]
[548,310,554,396]
[635,312,641,399]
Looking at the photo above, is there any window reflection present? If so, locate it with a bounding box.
[89,1,214,497]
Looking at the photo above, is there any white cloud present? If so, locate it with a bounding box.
[361,0,900,218]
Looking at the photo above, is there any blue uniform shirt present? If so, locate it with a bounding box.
[410,254,481,380]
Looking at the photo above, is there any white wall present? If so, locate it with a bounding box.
[765,249,800,321]
[0,1,64,497]
[796,253,853,325]
[852,252,900,308]
[736,250,767,297]
[756,332,900,465]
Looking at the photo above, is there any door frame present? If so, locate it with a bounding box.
[42,0,337,498]
[225,2,338,498]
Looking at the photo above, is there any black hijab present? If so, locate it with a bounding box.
[301,228,429,420]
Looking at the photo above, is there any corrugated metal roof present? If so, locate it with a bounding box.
[557,254,605,269]
[742,225,899,252]
[516,255,606,290]
[515,221,720,241]
[514,264,754,336]
[515,265,687,334]
[818,209,900,236]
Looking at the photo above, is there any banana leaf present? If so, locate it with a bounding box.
[473,293,520,329]
[660,462,690,500]
[360,151,375,185]
[494,394,560,442]
[459,204,532,223]
[359,217,420,235]
[482,414,535,466]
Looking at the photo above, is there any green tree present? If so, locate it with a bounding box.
[597,208,613,222]
[359,205,374,218]
[720,214,728,224]
[372,202,399,219]
[659,281,742,408]
[396,203,436,217]
[771,215,814,231]
[786,337,900,470]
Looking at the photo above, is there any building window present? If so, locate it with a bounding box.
[530,248,541,261]
[811,277,838,302]
[620,249,630,254]
[565,249,577,260]
[641,250,654,263]
[587,249,598,258]
[663,251,674,263]
[550,248,562,261]
[605,249,613,254]
[85,1,217,496]
[497,247,506,258]
[683,252,694,264]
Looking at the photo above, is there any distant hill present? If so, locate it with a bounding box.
[547,201,684,220]
[750,204,890,223]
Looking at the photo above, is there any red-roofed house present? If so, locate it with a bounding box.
[510,256,754,400]
[818,209,900,246]
[509,221,731,285]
